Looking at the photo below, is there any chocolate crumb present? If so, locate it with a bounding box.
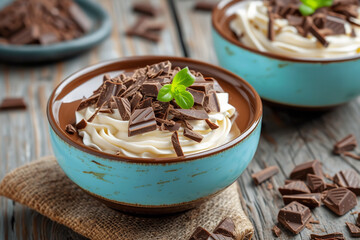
[272,225,281,237]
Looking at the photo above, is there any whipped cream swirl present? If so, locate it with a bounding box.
[230,1,360,58]
[76,93,239,158]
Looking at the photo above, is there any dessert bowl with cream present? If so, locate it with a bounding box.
[47,56,262,214]
[212,0,360,108]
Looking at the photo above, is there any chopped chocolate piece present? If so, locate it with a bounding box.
[251,166,279,185]
[188,88,205,106]
[310,232,344,240]
[313,13,327,28]
[278,181,311,195]
[9,25,40,45]
[97,81,116,107]
[76,119,87,129]
[137,97,153,109]
[171,131,184,157]
[333,4,358,18]
[126,17,162,42]
[333,134,357,154]
[183,128,203,143]
[310,26,329,47]
[132,2,161,17]
[323,187,357,215]
[204,77,225,93]
[0,97,27,110]
[205,119,219,130]
[289,160,323,180]
[213,218,236,238]
[188,82,214,94]
[128,107,157,137]
[326,183,338,190]
[278,201,311,234]
[183,120,194,130]
[147,61,171,77]
[357,213,360,227]
[152,101,169,112]
[284,179,297,185]
[87,105,102,122]
[98,107,113,114]
[165,122,181,132]
[346,222,360,237]
[307,174,326,193]
[156,118,175,126]
[170,109,209,120]
[65,124,76,134]
[204,92,220,113]
[114,97,131,121]
[268,10,275,41]
[272,225,281,237]
[115,84,126,97]
[333,169,360,195]
[68,2,92,32]
[130,92,143,112]
[282,193,321,208]
[194,1,218,11]
[123,78,135,89]
[77,94,100,111]
[140,82,161,97]
[287,15,304,26]
[103,74,111,82]
[302,16,313,37]
[325,16,346,35]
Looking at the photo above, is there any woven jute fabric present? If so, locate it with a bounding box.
[0,156,254,240]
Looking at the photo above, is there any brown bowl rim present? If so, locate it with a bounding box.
[47,56,262,164]
[212,0,360,63]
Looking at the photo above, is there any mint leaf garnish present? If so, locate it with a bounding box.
[157,67,195,109]
[299,0,333,16]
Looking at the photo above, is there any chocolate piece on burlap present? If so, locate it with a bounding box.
[0,156,254,240]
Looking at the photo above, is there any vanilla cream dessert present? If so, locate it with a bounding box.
[71,61,240,158]
[230,0,360,58]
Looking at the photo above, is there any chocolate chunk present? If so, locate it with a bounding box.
[152,101,169,112]
[282,193,321,208]
[76,119,87,129]
[310,232,344,240]
[204,92,220,113]
[278,201,311,234]
[289,160,323,180]
[9,25,40,45]
[97,81,116,107]
[272,225,282,237]
[268,10,275,41]
[326,183,338,190]
[130,92,143,112]
[183,128,203,143]
[140,82,161,97]
[147,61,171,77]
[213,218,236,238]
[251,166,279,185]
[77,94,100,111]
[310,26,329,47]
[333,134,357,154]
[302,16,313,37]
[126,17,163,42]
[137,97,153,109]
[278,181,311,195]
[65,124,76,134]
[333,169,360,195]
[171,131,184,157]
[114,97,131,121]
[287,15,304,26]
[346,222,360,237]
[205,119,219,130]
[0,97,27,110]
[188,88,205,106]
[132,2,161,17]
[128,107,157,137]
[165,122,181,132]
[123,78,135,89]
[324,16,346,35]
[182,120,194,130]
[170,109,209,120]
[188,82,214,94]
[193,1,218,11]
[69,2,92,32]
[323,187,357,215]
[333,4,358,18]
[307,174,326,193]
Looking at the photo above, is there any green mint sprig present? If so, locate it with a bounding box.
[157,67,195,109]
[299,0,333,16]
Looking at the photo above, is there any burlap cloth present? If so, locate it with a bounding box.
[0,156,254,240]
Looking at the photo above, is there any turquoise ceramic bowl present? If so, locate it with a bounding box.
[47,56,262,214]
[212,0,360,108]
[0,0,111,63]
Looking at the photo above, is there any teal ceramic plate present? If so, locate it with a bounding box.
[0,0,112,63]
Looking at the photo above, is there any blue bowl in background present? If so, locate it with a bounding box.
[47,56,262,214]
[0,0,111,63]
[212,0,360,109]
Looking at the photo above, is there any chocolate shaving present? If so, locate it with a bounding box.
[310,232,344,240]
[0,97,27,110]
[182,120,194,130]
[188,88,205,106]
[77,94,100,111]
[97,81,116,108]
[76,119,87,129]
[171,131,184,157]
[114,97,131,121]
[183,128,203,143]
[65,124,76,134]
[204,92,220,113]
[170,109,209,120]
[205,119,219,130]
[130,92,143,112]
[268,9,275,41]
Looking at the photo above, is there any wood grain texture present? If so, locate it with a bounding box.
[1,0,360,239]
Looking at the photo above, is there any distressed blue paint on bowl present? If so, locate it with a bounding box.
[0,0,111,63]
[47,56,262,214]
[212,0,360,108]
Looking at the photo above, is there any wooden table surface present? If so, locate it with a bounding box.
[1,0,360,239]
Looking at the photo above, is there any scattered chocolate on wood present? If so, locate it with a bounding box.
[272,225,281,237]
[346,222,360,237]
[289,160,323,180]
[278,201,312,234]
[343,151,360,160]
[126,16,165,42]
[333,169,360,195]
[310,232,344,240]
[323,187,357,216]
[251,166,279,185]
[132,2,161,17]
[0,97,26,111]
[193,1,218,12]
[307,174,326,193]
[282,193,321,208]
[278,181,311,195]
[333,134,358,154]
